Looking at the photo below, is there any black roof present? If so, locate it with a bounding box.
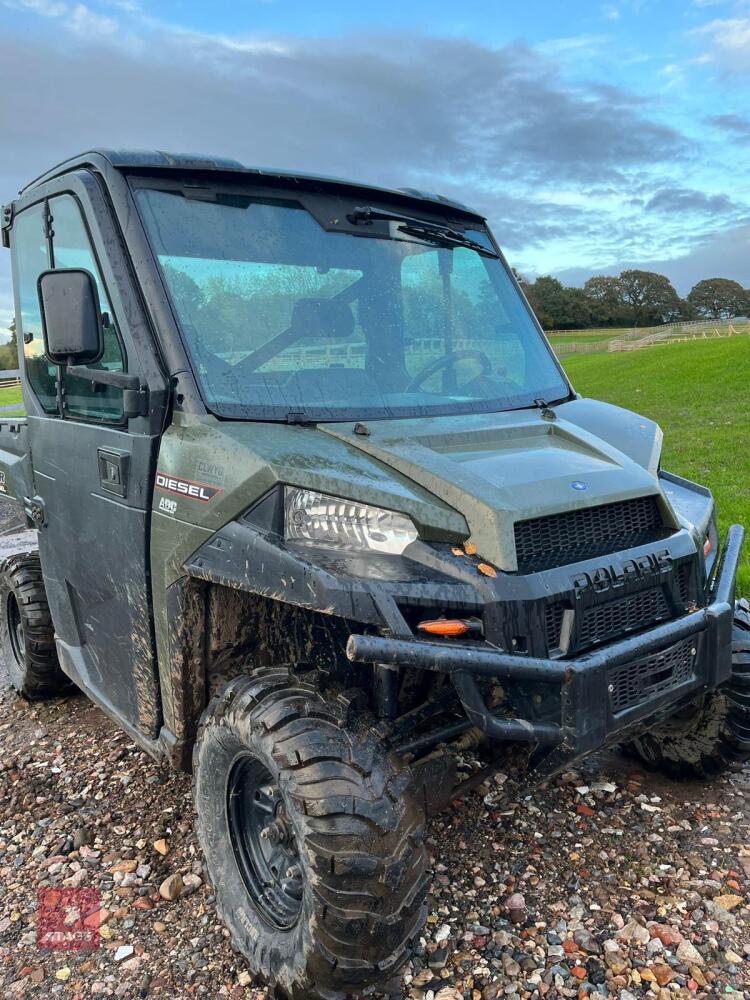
[20,148,482,219]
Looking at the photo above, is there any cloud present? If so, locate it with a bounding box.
[536,34,611,57]
[709,112,750,141]
[0,8,742,324]
[556,221,750,294]
[645,186,735,214]
[694,17,750,72]
[0,23,691,195]
[5,0,119,36]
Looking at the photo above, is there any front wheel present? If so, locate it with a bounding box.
[626,603,750,779]
[0,552,68,700]
[193,668,427,999]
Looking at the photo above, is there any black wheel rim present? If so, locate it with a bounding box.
[226,754,303,930]
[7,592,24,666]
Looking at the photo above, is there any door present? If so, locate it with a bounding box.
[10,188,163,740]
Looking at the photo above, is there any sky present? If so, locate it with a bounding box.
[1,0,750,333]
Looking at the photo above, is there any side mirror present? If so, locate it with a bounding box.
[37,268,104,366]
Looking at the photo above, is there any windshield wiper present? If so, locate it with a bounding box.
[347,206,499,259]
[511,395,572,420]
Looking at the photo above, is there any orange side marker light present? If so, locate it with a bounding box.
[417,619,471,637]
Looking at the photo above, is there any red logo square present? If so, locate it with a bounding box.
[36,888,101,951]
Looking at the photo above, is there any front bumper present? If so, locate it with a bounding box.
[347,524,744,768]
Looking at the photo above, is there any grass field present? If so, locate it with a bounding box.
[0,384,24,416]
[563,337,749,595]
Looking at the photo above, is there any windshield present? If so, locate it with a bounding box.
[135,185,569,421]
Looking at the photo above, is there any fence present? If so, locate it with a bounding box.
[609,323,750,352]
[551,340,608,356]
[549,319,748,359]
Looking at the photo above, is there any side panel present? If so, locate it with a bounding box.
[0,419,33,505]
[31,419,160,732]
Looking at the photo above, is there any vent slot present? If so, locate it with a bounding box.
[544,603,566,649]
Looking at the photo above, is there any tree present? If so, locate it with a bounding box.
[0,319,18,371]
[523,276,592,330]
[618,270,681,326]
[582,276,627,326]
[687,278,749,320]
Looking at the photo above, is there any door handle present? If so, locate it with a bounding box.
[97,448,130,498]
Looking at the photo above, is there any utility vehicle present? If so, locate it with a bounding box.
[0,150,747,999]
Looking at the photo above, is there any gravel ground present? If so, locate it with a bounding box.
[0,508,748,999]
[1,687,749,1000]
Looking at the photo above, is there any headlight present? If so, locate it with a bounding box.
[284,487,418,555]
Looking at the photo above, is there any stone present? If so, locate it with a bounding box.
[676,939,704,967]
[72,827,94,850]
[158,873,184,901]
[617,920,649,945]
[55,968,71,982]
[653,924,681,947]
[690,966,707,987]
[713,894,743,912]
[505,892,526,923]
[646,937,664,957]
[181,873,203,896]
[573,928,601,953]
[109,859,138,874]
[153,838,169,856]
[114,946,134,962]
[652,965,675,987]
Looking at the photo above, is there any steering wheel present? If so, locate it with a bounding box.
[406,349,493,392]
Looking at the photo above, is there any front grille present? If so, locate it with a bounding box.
[579,587,670,648]
[514,495,666,573]
[608,637,696,713]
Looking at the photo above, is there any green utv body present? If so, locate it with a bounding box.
[1,150,748,998]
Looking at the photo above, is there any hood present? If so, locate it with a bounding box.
[160,398,671,574]
[319,398,671,571]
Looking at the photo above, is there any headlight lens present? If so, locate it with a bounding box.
[284,487,418,554]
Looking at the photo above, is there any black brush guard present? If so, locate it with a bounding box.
[347,525,744,759]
